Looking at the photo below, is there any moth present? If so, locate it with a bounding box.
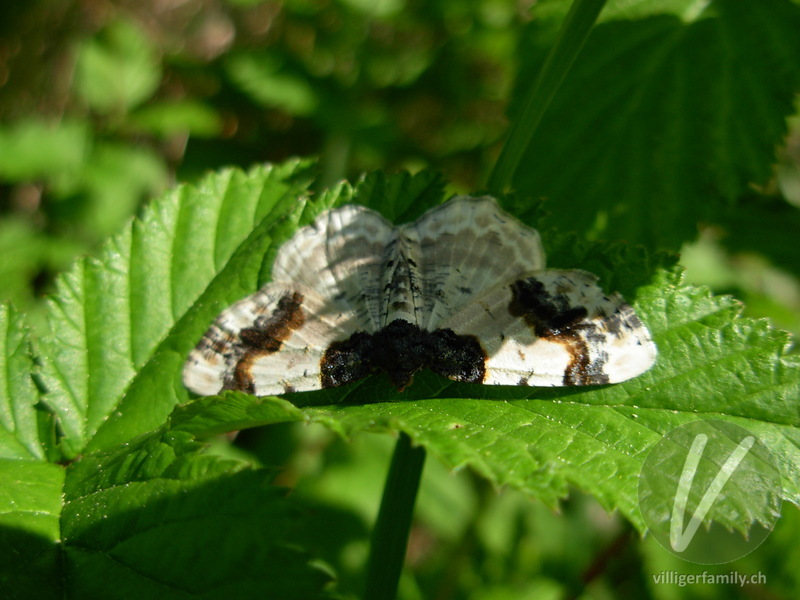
[183,196,657,396]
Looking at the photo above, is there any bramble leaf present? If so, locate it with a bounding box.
[36,160,319,457]
[511,0,800,251]
[0,305,43,460]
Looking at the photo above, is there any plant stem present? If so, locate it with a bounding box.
[364,432,426,600]
[487,0,608,194]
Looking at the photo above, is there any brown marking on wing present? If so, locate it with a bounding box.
[224,291,306,393]
[509,277,609,386]
[554,328,605,386]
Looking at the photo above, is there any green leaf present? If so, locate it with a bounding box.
[1,428,334,599]
[59,431,333,600]
[78,142,169,238]
[353,169,447,223]
[0,459,65,600]
[74,19,162,113]
[225,52,319,116]
[170,393,307,437]
[0,305,43,460]
[0,119,90,181]
[0,220,49,307]
[338,0,404,19]
[129,101,223,138]
[36,160,319,457]
[511,0,800,250]
[719,196,800,280]
[488,0,606,193]
[0,302,63,597]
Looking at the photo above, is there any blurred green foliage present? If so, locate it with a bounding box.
[0,0,518,312]
[0,0,800,334]
[2,0,799,337]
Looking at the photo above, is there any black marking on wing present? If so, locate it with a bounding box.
[508,277,610,385]
[508,277,588,337]
[320,320,486,391]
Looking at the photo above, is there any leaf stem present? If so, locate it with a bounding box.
[487,0,607,194]
[364,432,426,600]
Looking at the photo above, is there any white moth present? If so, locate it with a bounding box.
[183,196,657,396]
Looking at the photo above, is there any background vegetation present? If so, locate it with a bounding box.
[2,0,800,599]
